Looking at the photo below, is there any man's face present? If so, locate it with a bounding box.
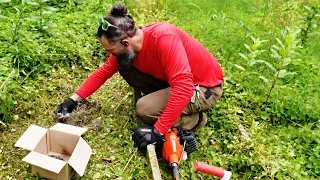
[99,36,136,70]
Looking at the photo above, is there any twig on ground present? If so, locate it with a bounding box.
[0,70,14,89]
[122,148,138,171]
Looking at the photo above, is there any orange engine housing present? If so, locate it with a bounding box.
[162,128,183,165]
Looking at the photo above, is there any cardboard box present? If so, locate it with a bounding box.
[15,123,92,180]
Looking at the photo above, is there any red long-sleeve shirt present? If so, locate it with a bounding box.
[76,23,223,134]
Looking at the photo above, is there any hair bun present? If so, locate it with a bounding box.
[110,2,128,17]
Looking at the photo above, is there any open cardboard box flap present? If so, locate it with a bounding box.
[15,125,48,151]
[68,137,92,176]
[23,151,67,173]
[15,123,92,179]
[50,123,87,136]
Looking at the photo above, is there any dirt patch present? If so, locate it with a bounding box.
[57,101,104,129]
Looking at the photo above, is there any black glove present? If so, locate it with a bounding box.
[55,98,77,119]
[132,125,165,149]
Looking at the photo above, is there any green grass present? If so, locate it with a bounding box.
[0,0,319,179]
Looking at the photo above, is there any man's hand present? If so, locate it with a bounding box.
[55,98,78,119]
[132,125,165,149]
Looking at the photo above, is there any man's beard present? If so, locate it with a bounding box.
[115,48,136,71]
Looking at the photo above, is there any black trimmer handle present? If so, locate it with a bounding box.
[172,163,180,180]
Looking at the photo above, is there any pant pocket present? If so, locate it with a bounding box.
[198,86,222,111]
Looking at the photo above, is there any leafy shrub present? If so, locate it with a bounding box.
[0,0,107,124]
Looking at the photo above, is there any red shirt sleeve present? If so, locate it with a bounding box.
[75,55,118,99]
[153,34,194,134]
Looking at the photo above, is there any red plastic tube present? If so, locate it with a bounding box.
[194,162,232,180]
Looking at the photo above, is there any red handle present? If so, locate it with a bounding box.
[194,162,225,177]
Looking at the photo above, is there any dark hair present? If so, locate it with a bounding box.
[97,2,136,44]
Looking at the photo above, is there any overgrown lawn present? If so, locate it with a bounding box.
[0,0,319,179]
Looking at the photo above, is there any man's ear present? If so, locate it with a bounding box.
[121,39,129,47]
